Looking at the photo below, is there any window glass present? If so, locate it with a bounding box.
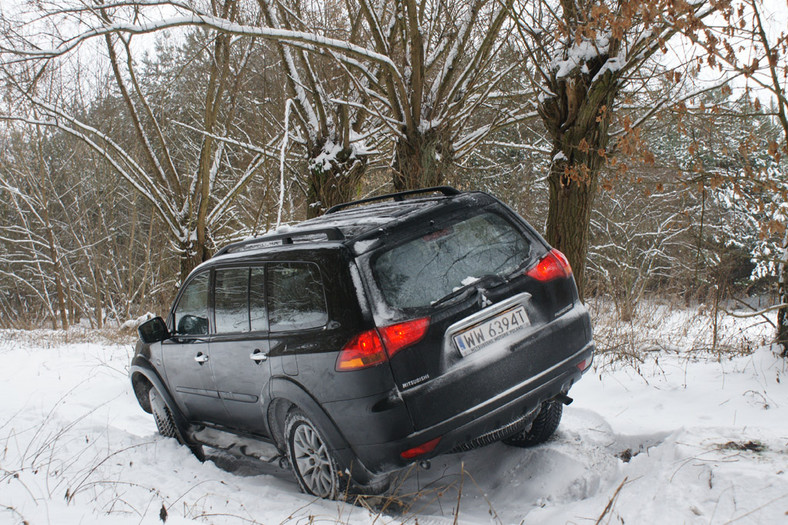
[372,212,530,309]
[215,268,250,333]
[250,267,268,332]
[268,263,328,331]
[173,272,210,335]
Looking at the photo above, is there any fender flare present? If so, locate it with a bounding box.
[269,377,376,485]
[130,356,198,448]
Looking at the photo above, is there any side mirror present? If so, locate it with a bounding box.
[138,316,170,344]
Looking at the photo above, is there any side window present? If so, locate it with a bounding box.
[250,267,268,332]
[268,263,328,331]
[215,268,250,333]
[173,272,209,335]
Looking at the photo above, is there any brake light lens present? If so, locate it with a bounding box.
[526,249,572,281]
[336,330,387,371]
[379,317,430,357]
[336,317,430,371]
[400,436,441,459]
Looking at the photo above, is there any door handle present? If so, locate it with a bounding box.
[194,352,209,364]
[250,349,269,363]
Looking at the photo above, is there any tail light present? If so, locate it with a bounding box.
[336,317,430,371]
[526,249,572,281]
[379,317,430,357]
[335,330,387,371]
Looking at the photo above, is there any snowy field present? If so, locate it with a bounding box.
[2,304,788,524]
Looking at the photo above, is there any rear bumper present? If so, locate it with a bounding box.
[348,339,594,475]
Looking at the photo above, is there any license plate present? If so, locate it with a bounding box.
[453,305,530,356]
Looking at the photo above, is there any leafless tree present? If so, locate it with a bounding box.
[258,0,378,217]
[1,0,281,280]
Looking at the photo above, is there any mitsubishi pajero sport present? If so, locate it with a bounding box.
[132,187,595,499]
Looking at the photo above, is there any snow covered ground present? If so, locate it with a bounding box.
[2,306,788,524]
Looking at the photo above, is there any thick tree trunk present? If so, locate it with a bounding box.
[539,66,618,301]
[393,129,451,191]
[306,144,366,218]
[545,159,598,301]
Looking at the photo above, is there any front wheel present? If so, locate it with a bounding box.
[148,386,204,461]
[503,400,563,447]
[149,386,178,439]
[285,409,346,499]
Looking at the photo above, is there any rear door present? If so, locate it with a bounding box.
[266,261,330,375]
[209,266,273,434]
[365,208,574,430]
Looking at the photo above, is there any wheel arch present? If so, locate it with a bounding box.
[268,377,377,486]
[130,357,191,439]
[268,377,349,452]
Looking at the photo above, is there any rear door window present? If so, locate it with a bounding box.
[267,262,328,331]
[214,268,250,333]
[372,212,530,309]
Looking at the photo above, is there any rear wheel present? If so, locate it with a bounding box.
[285,409,346,499]
[503,400,563,447]
[148,386,204,460]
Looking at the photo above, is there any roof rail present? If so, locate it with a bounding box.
[214,227,345,257]
[325,186,461,214]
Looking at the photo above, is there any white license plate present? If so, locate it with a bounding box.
[453,305,530,356]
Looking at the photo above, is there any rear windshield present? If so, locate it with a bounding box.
[372,212,530,309]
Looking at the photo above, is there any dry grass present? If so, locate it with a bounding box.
[586,295,773,370]
[0,327,136,348]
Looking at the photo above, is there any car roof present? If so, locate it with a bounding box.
[210,188,495,260]
[211,186,494,261]
[291,195,446,237]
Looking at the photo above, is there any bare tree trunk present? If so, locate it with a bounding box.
[41,205,68,330]
[393,128,452,191]
[180,244,203,284]
[138,208,155,311]
[306,145,365,218]
[540,70,616,300]
[545,159,598,300]
[126,193,138,319]
[95,286,103,329]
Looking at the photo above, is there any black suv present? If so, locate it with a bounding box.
[132,187,594,499]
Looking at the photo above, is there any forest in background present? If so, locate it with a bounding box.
[0,0,786,347]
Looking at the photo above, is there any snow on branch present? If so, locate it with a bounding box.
[0,14,408,102]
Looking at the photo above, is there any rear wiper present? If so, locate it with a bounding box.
[431,285,476,308]
[431,274,507,308]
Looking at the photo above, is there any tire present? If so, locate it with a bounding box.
[503,400,563,447]
[149,386,179,439]
[285,409,346,499]
[148,386,205,461]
